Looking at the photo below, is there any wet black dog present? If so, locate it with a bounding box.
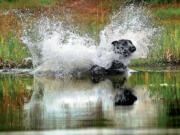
[90,39,137,106]
[90,39,136,83]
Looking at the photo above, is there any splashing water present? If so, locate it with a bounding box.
[21,5,160,77]
[99,5,160,59]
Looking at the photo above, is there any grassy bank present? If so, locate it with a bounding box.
[130,1,180,66]
[154,8,180,19]
[131,24,180,66]
[0,34,29,63]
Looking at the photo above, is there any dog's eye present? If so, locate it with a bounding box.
[116,47,119,49]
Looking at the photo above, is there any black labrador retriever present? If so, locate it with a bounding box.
[90,39,136,82]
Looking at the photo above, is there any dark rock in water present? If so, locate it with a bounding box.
[0,57,33,69]
[18,57,33,69]
[2,69,9,72]
[0,62,3,69]
[115,88,137,106]
[0,57,17,69]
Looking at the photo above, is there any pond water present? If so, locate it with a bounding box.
[0,69,180,135]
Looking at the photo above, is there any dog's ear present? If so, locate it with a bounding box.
[111,41,118,46]
[128,40,133,44]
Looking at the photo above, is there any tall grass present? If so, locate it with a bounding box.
[0,33,30,63]
[154,8,180,19]
[141,0,177,4]
[0,0,56,8]
[148,0,174,3]
[131,25,180,66]
[149,25,180,64]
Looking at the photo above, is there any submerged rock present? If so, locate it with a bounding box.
[0,57,33,69]
[0,57,17,69]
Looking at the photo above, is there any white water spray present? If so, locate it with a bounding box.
[21,5,160,77]
[99,5,160,59]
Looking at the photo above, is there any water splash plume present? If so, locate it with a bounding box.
[21,5,160,77]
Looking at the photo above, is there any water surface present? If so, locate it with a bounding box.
[0,70,180,134]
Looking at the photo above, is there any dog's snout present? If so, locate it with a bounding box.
[129,46,136,52]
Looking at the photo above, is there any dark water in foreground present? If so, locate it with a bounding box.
[0,70,180,134]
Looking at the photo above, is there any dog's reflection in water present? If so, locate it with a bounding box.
[24,75,137,129]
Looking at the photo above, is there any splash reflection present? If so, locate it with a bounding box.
[24,74,160,130]
[24,77,116,129]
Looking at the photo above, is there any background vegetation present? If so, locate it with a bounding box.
[0,0,180,68]
[131,1,180,66]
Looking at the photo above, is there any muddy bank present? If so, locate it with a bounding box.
[1,57,180,70]
[0,57,33,69]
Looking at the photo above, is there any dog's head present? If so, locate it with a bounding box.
[112,39,136,57]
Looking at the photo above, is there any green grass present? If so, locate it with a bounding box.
[0,0,56,9]
[131,24,180,66]
[132,0,177,4]
[144,0,176,4]
[154,8,180,19]
[149,25,180,64]
[0,33,30,63]
[130,5,180,66]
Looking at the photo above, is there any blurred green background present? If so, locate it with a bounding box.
[0,0,180,68]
